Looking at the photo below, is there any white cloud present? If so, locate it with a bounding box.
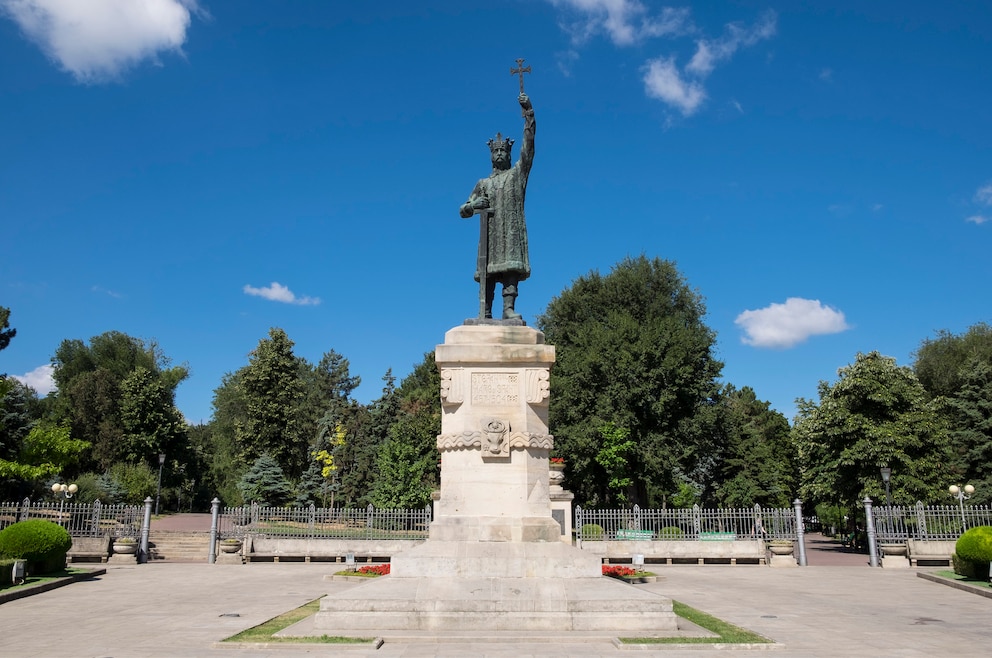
[819,67,833,82]
[966,215,989,225]
[243,282,320,306]
[975,183,992,206]
[642,57,705,116]
[91,285,123,298]
[686,11,777,76]
[0,0,202,83]
[735,298,850,349]
[12,364,56,395]
[549,0,691,46]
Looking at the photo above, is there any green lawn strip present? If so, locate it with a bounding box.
[620,600,772,645]
[933,570,992,589]
[0,567,91,593]
[222,597,374,645]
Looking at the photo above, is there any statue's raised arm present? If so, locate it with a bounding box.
[518,93,535,177]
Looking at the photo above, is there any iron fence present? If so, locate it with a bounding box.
[574,503,797,543]
[218,503,432,541]
[0,498,143,538]
[873,502,992,542]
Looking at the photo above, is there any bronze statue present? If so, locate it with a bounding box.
[460,62,534,321]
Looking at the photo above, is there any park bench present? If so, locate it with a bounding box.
[907,539,955,567]
[66,535,111,564]
[243,536,422,564]
[584,538,766,565]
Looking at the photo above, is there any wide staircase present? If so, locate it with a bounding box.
[148,531,212,562]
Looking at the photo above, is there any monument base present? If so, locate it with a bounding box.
[315,540,678,633]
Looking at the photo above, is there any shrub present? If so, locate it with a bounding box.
[658,526,684,539]
[954,526,992,580]
[581,524,605,540]
[0,519,71,575]
[0,557,15,587]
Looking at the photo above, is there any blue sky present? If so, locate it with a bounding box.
[2,1,990,426]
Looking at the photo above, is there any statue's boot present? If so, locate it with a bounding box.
[502,284,522,321]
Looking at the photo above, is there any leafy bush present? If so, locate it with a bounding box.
[0,519,71,575]
[581,523,605,540]
[658,526,684,539]
[0,557,15,587]
[954,525,992,579]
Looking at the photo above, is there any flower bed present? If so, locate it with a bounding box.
[357,564,390,576]
[602,564,656,582]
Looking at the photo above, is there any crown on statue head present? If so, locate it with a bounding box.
[487,132,515,153]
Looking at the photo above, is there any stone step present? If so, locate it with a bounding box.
[149,532,212,562]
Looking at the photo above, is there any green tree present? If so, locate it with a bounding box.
[338,372,396,507]
[369,353,442,509]
[0,421,89,483]
[944,358,992,504]
[235,328,306,477]
[912,323,992,504]
[595,423,635,505]
[794,351,950,515]
[119,367,189,469]
[237,453,292,506]
[0,306,15,353]
[712,385,794,508]
[914,323,992,399]
[50,331,188,472]
[536,255,723,507]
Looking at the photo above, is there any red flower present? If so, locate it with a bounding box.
[602,565,636,578]
[357,564,390,576]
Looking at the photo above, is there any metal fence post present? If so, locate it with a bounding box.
[575,505,583,548]
[863,497,879,567]
[208,497,220,564]
[92,499,103,536]
[792,498,808,566]
[139,497,153,563]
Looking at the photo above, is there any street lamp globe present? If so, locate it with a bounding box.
[965,484,975,495]
[949,484,960,496]
[52,482,62,494]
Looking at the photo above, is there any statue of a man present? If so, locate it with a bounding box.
[459,93,534,321]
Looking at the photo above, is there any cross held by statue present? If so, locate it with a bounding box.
[511,58,531,94]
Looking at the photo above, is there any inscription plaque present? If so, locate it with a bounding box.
[472,372,519,406]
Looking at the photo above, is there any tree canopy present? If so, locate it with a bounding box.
[537,255,724,507]
[794,351,950,513]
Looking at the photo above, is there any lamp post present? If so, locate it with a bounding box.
[949,484,975,530]
[155,453,166,516]
[51,482,78,527]
[880,467,892,507]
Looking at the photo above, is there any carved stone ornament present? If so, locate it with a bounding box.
[439,369,465,405]
[436,431,555,454]
[524,368,550,404]
[482,417,508,455]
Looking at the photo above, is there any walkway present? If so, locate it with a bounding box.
[0,562,986,656]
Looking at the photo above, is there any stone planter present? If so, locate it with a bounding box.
[112,541,138,555]
[880,543,910,569]
[219,540,243,554]
[767,541,797,568]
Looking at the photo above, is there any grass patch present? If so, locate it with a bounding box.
[620,600,772,645]
[934,570,992,590]
[222,597,374,645]
[0,567,91,592]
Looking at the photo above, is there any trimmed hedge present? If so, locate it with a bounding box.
[0,557,16,587]
[581,523,605,540]
[0,519,72,575]
[953,525,992,580]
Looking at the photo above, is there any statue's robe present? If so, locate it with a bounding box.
[464,110,535,282]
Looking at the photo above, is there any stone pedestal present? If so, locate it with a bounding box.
[315,324,677,635]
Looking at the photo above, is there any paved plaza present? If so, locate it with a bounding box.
[1,558,990,657]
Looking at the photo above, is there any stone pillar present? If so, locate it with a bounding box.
[430,324,560,544]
